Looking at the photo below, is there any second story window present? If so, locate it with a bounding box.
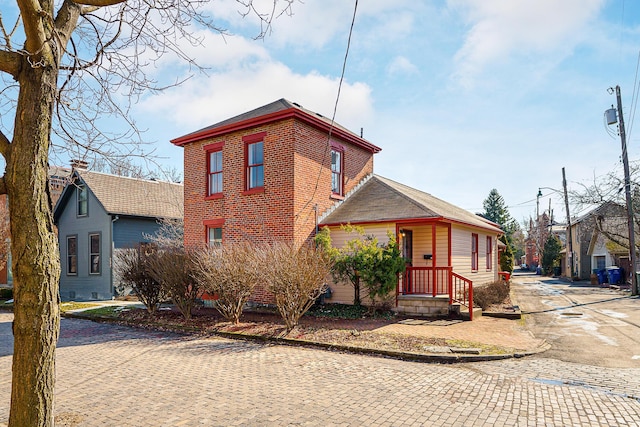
[77,184,88,217]
[246,140,264,190]
[331,149,343,196]
[208,150,223,196]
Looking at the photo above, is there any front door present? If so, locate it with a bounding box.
[402,230,413,292]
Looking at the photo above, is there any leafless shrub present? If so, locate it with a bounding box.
[473,280,511,310]
[147,247,200,320]
[114,246,165,315]
[262,242,332,333]
[144,217,184,251]
[194,243,261,324]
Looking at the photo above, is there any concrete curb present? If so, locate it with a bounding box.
[62,311,550,364]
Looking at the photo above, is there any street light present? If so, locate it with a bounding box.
[538,174,575,278]
[605,85,638,296]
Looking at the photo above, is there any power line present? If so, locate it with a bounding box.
[295,0,359,223]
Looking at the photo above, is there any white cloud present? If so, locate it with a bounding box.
[202,0,421,50]
[448,0,606,87]
[137,53,373,138]
[387,56,418,76]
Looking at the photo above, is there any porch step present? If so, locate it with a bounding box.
[460,306,482,321]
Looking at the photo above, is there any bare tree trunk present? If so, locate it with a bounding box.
[7,56,60,427]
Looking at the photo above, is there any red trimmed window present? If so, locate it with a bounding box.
[471,233,478,272]
[486,236,492,270]
[204,142,224,197]
[331,142,344,196]
[204,219,224,247]
[244,133,265,191]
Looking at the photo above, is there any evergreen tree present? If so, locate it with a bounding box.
[542,235,563,276]
[499,235,514,273]
[482,189,520,245]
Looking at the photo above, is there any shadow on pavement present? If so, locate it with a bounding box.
[522,295,637,315]
[0,313,266,358]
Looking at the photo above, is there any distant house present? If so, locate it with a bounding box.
[570,202,631,282]
[0,166,71,286]
[53,168,183,300]
[172,99,501,317]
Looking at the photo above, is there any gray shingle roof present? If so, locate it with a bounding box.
[320,175,502,233]
[75,170,183,219]
[177,98,362,142]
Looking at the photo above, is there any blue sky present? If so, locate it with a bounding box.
[130,0,640,226]
[10,0,640,227]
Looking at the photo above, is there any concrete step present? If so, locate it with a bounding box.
[460,306,482,321]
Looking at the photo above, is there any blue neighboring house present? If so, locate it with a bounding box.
[53,167,183,301]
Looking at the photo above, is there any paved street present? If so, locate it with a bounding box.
[511,272,640,368]
[1,312,640,426]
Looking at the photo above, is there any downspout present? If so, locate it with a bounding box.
[110,215,119,298]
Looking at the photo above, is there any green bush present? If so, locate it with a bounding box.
[0,288,12,299]
[473,280,510,310]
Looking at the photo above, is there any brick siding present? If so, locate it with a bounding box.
[181,114,375,303]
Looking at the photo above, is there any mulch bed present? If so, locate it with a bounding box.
[115,306,451,353]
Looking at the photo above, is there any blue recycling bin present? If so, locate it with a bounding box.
[596,269,608,285]
[607,267,621,285]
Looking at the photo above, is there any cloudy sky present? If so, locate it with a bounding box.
[129,0,640,225]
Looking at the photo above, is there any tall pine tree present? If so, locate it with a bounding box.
[482,189,520,272]
[482,189,519,244]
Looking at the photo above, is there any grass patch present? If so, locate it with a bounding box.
[60,302,100,313]
[80,305,130,318]
[445,339,511,355]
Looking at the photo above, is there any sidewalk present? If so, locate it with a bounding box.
[377,315,545,353]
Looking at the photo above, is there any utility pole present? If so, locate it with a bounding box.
[613,85,638,296]
[562,167,574,277]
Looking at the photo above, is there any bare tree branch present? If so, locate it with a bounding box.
[0,129,10,159]
[72,0,126,6]
[0,176,6,195]
[16,0,49,54]
[0,49,21,77]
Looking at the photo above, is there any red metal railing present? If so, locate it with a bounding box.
[452,272,474,321]
[400,266,452,296]
[398,266,474,320]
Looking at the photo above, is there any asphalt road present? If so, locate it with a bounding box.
[511,271,640,368]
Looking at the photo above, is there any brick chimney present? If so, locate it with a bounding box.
[70,159,88,170]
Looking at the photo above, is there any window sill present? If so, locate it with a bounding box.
[330,193,344,201]
[242,187,264,196]
[205,193,224,201]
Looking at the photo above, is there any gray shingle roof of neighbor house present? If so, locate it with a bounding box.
[170,98,382,153]
[56,169,184,220]
[319,175,503,233]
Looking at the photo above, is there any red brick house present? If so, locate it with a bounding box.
[172,99,500,317]
[171,99,380,247]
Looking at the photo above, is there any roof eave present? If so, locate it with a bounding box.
[320,216,502,234]
[170,107,381,153]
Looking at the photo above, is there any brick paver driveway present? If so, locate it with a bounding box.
[1,313,639,426]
